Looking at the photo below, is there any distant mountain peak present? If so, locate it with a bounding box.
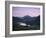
[23,15,32,20]
[24,15,31,18]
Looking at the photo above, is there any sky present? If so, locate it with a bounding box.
[12,7,40,17]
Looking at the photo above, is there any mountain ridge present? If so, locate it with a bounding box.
[13,15,40,31]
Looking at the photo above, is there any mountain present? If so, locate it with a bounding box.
[23,15,32,19]
[31,15,40,24]
[12,15,40,31]
[23,15,32,21]
[33,15,40,25]
[13,15,40,25]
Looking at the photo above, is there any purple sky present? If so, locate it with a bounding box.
[12,7,40,17]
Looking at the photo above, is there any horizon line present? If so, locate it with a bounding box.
[12,15,40,17]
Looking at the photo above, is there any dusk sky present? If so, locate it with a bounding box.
[12,7,40,17]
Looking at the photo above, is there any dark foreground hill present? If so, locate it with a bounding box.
[12,15,40,31]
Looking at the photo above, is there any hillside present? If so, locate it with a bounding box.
[12,15,40,31]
